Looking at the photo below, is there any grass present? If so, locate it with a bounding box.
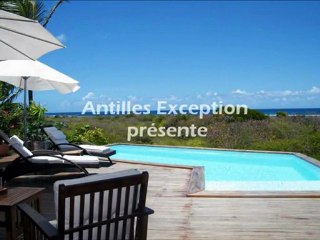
[47,114,320,160]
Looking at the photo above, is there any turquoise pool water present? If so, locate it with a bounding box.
[111,144,320,191]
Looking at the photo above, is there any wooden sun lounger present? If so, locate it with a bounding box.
[43,126,116,164]
[0,130,92,182]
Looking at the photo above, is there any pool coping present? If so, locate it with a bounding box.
[109,142,302,155]
[109,143,320,198]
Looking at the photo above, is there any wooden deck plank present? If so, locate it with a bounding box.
[91,161,320,240]
[3,159,320,239]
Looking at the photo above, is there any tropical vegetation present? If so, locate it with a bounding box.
[0,0,66,142]
[48,112,320,160]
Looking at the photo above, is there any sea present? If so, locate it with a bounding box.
[46,108,320,117]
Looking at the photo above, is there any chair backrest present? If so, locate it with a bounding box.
[53,169,149,240]
[43,127,70,148]
[0,130,33,158]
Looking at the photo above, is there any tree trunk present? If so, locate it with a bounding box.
[28,90,33,105]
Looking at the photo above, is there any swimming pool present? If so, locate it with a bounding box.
[110,144,320,191]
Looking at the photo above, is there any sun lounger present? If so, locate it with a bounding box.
[43,127,116,163]
[0,130,106,182]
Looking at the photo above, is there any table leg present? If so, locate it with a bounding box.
[5,206,17,240]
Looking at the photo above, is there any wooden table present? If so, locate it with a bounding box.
[0,187,44,240]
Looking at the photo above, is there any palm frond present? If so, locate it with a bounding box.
[43,0,68,27]
[0,1,47,22]
[0,82,21,104]
[0,0,19,13]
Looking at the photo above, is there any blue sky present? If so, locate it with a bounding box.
[31,1,320,112]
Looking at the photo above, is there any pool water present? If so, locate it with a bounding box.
[111,144,320,191]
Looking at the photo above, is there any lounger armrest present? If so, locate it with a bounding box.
[17,202,58,240]
[56,143,85,150]
[143,207,155,215]
[134,207,154,216]
[25,155,89,175]
[56,143,90,155]
[32,150,63,156]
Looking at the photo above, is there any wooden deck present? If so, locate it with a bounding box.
[105,162,320,240]
[2,159,320,239]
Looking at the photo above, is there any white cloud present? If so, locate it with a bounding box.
[227,86,320,107]
[127,95,137,101]
[167,95,179,101]
[231,87,319,99]
[309,86,320,94]
[151,95,181,103]
[232,89,250,95]
[280,90,292,96]
[277,90,301,97]
[56,33,67,43]
[255,90,267,97]
[82,92,95,101]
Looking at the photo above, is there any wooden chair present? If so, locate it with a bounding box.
[18,169,154,240]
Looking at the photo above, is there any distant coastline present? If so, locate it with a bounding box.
[46,108,320,117]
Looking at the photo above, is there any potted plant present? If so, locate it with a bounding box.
[26,102,48,150]
[0,141,9,157]
[0,82,23,156]
[0,102,23,156]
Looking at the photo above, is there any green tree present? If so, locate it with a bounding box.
[276,111,288,117]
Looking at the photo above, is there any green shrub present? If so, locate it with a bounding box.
[47,115,320,160]
[301,132,320,160]
[134,136,153,144]
[220,107,267,121]
[0,103,23,136]
[249,139,301,152]
[67,124,108,145]
[27,102,47,141]
[83,128,108,145]
[276,111,288,117]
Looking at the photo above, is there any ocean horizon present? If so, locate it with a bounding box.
[46,108,320,117]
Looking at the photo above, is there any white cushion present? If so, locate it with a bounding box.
[29,155,99,164]
[49,219,57,228]
[8,135,33,157]
[29,156,65,164]
[53,138,69,145]
[45,127,113,154]
[79,145,110,153]
[62,155,100,164]
[44,127,76,151]
[44,127,67,142]
[52,131,66,140]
